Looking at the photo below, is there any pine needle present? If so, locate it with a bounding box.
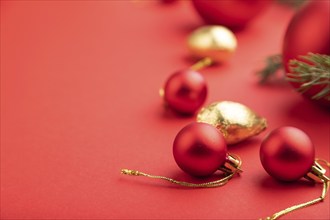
[287,53,330,100]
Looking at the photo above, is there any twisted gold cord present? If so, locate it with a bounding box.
[121,169,235,188]
[263,180,329,220]
[262,159,330,220]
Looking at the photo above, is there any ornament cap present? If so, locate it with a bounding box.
[219,153,243,174]
[305,159,330,183]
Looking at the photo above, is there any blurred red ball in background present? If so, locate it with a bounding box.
[164,69,207,115]
[282,0,330,107]
[160,0,177,4]
[191,0,272,29]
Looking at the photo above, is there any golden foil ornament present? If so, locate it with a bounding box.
[197,101,267,144]
[187,25,237,63]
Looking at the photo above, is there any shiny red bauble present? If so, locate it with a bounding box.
[191,0,271,29]
[173,122,227,177]
[282,0,330,107]
[260,126,315,182]
[164,69,207,115]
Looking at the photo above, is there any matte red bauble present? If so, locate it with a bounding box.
[191,0,271,29]
[173,122,227,177]
[164,70,207,115]
[260,126,315,182]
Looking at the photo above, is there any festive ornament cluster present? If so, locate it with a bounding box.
[122,1,330,220]
[257,0,330,107]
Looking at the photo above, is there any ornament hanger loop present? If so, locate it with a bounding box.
[316,158,330,168]
[220,153,243,174]
[306,159,330,182]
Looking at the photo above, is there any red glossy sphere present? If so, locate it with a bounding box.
[282,1,330,107]
[191,0,271,29]
[164,70,207,115]
[173,122,227,177]
[260,126,315,182]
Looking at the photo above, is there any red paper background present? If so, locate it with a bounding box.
[1,1,329,219]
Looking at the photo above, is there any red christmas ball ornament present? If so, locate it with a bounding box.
[282,0,330,107]
[260,126,315,182]
[163,69,207,115]
[283,1,330,71]
[191,0,271,29]
[173,122,227,177]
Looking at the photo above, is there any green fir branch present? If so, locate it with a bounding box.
[287,53,330,100]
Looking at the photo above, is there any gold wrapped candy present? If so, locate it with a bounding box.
[187,25,237,64]
[197,101,267,144]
